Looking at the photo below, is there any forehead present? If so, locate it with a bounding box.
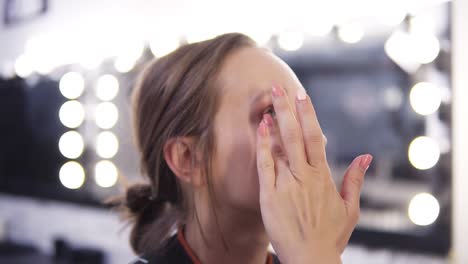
[217,47,301,104]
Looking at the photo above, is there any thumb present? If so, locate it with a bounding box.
[340,154,373,219]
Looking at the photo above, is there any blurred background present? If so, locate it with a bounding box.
[0,0,467,263]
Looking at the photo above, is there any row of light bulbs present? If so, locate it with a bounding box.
[403,11,446,227]
[405,84,444,226]
[12,26,365,77]
[12,15,439,79]
[407,81,443,171]
[58,72,120,190]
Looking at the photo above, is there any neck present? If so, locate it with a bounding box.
[184,199,270,264]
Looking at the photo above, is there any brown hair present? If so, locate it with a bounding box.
[113,33,256,255]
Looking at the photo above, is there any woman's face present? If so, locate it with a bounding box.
[210,46,306,214]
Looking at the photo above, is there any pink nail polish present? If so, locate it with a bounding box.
[272,85,284,97]
[359,154,373,170]
[296,89,307,101]
[263,114,274,127]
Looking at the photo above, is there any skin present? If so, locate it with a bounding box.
[164,46,373,264]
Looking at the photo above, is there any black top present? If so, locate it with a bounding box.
[129,229,281,264]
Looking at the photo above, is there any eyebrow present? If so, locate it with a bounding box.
[250,86,298,122]
[250,85,290,105]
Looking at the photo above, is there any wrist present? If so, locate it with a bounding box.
[285,245,341,264]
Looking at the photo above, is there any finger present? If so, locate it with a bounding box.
[340,154,373,221]
[274,155,291,187]
[264,113,287,161]
[264,113,299,184]
[271,84,307,171]
[295,88,327,167]
[256,119,276,195]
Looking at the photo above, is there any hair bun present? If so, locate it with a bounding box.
[126,183,153,213]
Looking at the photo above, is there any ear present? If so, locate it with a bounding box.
[163,137,205,187]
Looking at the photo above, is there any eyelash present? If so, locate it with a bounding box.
[261,105,276,120]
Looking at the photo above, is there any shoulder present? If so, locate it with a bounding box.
[128,234,192,264]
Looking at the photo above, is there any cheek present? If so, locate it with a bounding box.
[213,129,261,210]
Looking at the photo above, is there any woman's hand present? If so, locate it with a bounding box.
[256,84,373,264]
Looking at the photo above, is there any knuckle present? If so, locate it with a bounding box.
[258,158,274,171]
[358,166,367,174]
[350,174,364,188]
[308,161,320,171]
[288,166,304,179]
[271,145,287,159]
[308,150,327,166]
[304,133,324,144]
[309,163,320,174]
[317,150,328,162]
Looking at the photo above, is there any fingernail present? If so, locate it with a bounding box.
[272,84,284,97]
[258,120,267,136]
[263,114,274,127]
[359,154,373,171]
[296,88,307,101]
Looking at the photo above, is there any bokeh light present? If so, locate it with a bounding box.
[59,72,85,99]
[408,193,440,226]
[96,131,119,158]
[338,23,364,44]
[59,161,85,189]
[94,160,118,188]
[149,36,180,58]
[96,74,119,101]
[59,101,85,128]
[278,31,304,51]
[408,136,440,170]
[95,102,119,129]
[14,55,33,78]
[114,56,136,73]
[411,32,440,64]
[410,82,442,115]
[58,131,84,159]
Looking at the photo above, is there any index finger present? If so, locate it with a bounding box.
[271,84,308,172]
